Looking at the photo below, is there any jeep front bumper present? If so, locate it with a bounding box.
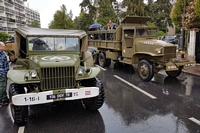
[12,87,99,106]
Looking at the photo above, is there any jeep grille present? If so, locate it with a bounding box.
[41,67,75,90]
[163,47,176,59]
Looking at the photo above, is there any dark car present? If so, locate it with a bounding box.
[162,35,179,44]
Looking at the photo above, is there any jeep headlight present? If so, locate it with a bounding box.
[77,69,84,76]
[29,70,37,78]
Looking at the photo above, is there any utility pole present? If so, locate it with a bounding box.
[181,0,186,58]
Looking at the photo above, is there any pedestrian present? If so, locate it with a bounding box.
[0,41,9,107]
[107,20,113,30]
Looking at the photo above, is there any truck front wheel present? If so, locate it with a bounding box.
[9,83,28,125]
[138,60,154,82]
[166,68,182,77]
[81,77,105,110]
[98,52,107,67]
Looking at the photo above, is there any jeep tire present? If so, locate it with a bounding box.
[81,77,105,110]
[9,83,28,125]
[138,59,154,82]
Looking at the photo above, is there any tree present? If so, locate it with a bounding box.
[49,4,75,29]
[0,32,9,43]
[171,0,193,30]
[195,0,200,16]
[184,0,200,29]
[151,0,173,32]
[30,20,40,28]
[121,0,145,16]
[80,0,97,22]
[74,12,93,31]
[97,0,117,26]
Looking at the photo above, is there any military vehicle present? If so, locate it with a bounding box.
[8,27,104,125]
[88,16,196,82]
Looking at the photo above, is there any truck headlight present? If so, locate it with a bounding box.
[29,70,37,78]
[157,49,161,54]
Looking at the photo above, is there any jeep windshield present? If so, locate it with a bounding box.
[28,37,79,51]
[136,27,157,37]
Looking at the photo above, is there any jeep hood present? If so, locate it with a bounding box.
[29,55,80,67]
[137,39,175,47]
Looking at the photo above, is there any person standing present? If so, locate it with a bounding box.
[0,41,9,107]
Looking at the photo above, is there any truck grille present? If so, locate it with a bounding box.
[163,47,176,59]
[41,67,75,90]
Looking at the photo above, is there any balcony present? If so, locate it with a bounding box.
[5,7,15,15]
[0,5,4,11]
[0,16,7,21]
[4,0,14,5]
[7,18,15,23]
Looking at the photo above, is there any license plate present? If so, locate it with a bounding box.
[47,92,72,100]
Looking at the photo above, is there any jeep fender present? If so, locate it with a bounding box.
[7,70,40,84]
[76,67,101,80]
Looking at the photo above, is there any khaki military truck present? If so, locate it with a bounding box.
[88,16,196,82]
[8,27,105,125]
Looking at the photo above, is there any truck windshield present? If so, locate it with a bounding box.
[136,28,157,37]
[28,37,79,51]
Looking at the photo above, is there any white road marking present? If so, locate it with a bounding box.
[114,75,157,99]
[95,65,106,71]
[18,126,25,133]
[189,117,200,126]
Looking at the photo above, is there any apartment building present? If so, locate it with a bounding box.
[0,0,40,36]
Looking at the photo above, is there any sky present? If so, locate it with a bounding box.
[24,0,83,28]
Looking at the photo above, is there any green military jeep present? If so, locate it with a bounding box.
[8,27,104,125]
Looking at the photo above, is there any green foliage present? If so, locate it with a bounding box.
[158,30,165,37]
[195,0,200,16]
[123,0,146,16]
[74,12,94,31]
[30,20,40,28]
[146,21,155,26]
[80,0,97,21]
[0,32,9,43]
[97,0,117,26]
[49,4,75,29]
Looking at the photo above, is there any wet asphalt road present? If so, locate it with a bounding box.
[1,63,200,133]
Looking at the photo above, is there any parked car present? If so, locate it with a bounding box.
[162,35,179,44]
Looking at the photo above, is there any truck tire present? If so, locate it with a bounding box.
[138,60,154,82]
[93,53,99,64]
[166,68,182,77]
[81,77,105,110]
[105,59,111,68]
[98,52,107,67]
[9,83,28,125]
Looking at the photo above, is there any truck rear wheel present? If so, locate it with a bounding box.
[166,68,182,77]
[138,60,154,82]
[98,52,107,67]
[9,83,28,125]
[81,77,105,110]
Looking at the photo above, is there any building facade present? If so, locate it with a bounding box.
[0,0,40,36]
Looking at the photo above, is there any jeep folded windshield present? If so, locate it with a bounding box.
[28,37,79,51]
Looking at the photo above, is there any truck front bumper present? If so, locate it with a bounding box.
[12,87,99,106]
[166,61,196,71]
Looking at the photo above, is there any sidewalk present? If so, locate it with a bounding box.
[182,64,200,76]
